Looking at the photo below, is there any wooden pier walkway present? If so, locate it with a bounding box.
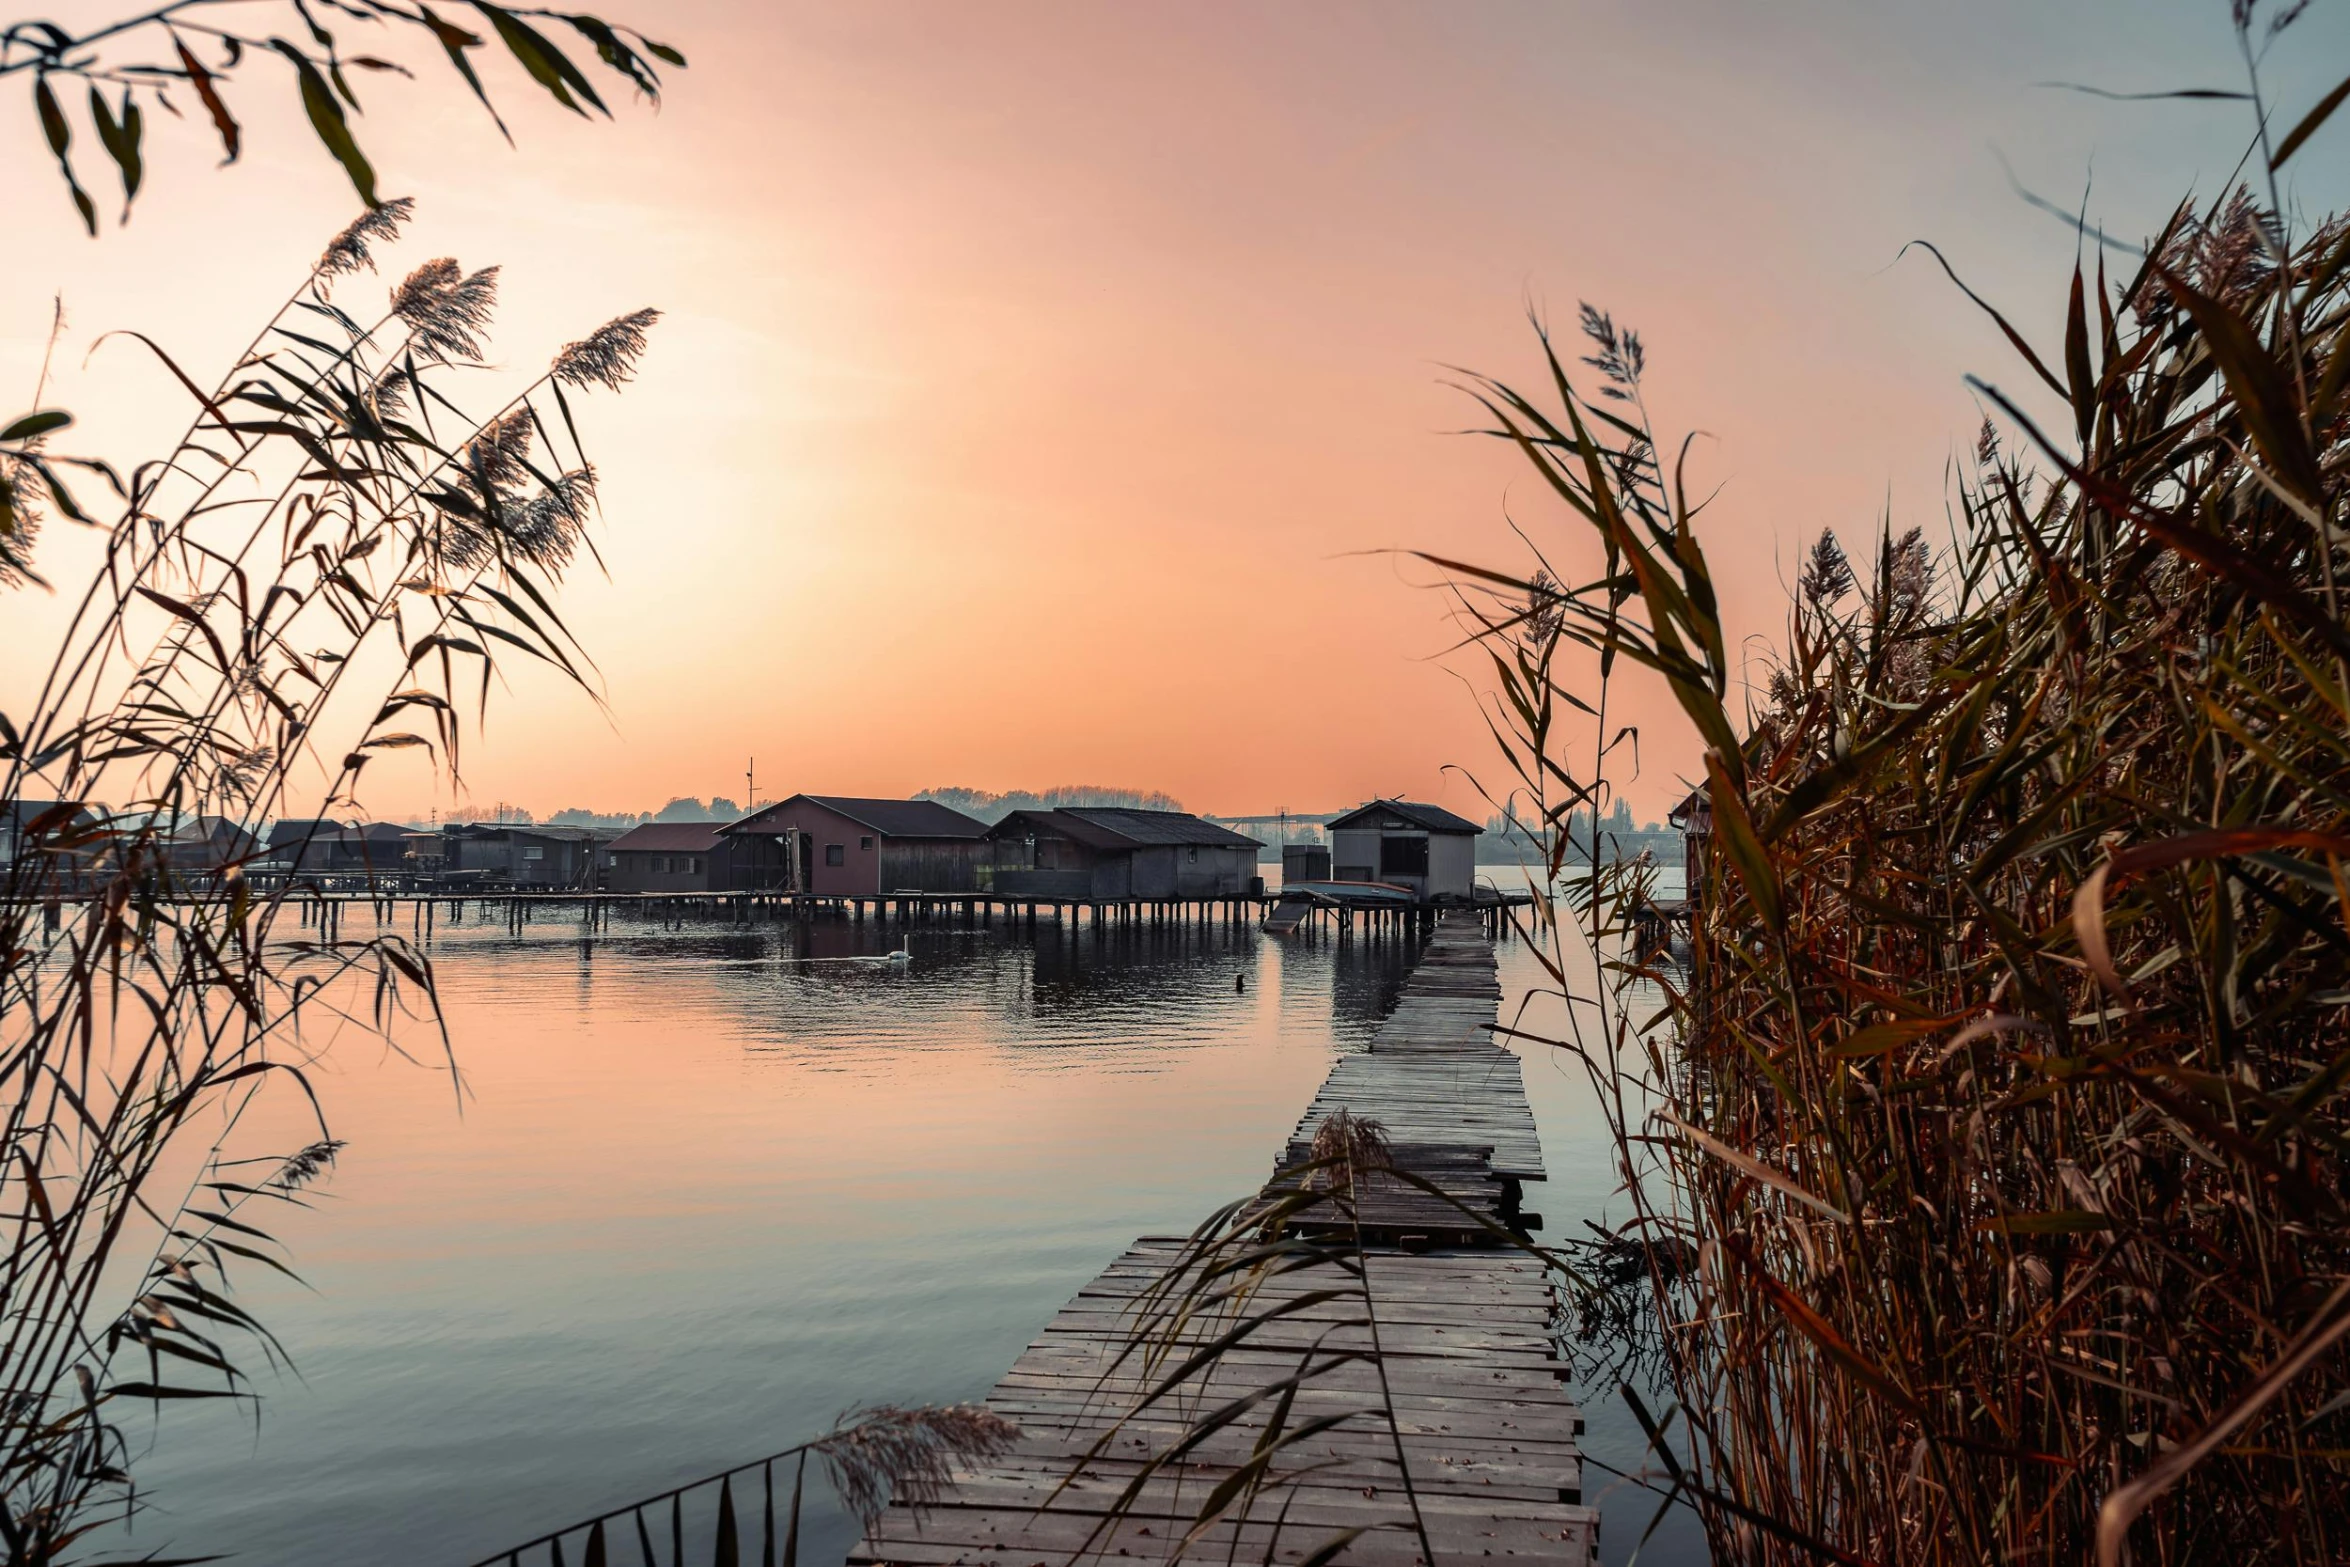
[852,914,1598,1567]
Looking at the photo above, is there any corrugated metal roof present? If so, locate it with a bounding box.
[1,800,77,829]
[1326,799,1485,835]
[267,818,412,846]
[805,796,989,838]
[988,808,1261,850]
[609,822,728,853]
[1060,808,1262,847]
[518,825,609,843]
[727,795,991,840]
[437,822,599,843]
[985,808,1132,850]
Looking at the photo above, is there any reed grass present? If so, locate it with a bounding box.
[1419,19,2350,1562]
[2,7,680,1557]
[1,2,683,232]
[0,201,657,1560]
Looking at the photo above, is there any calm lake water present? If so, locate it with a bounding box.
[109,889,1702,1567]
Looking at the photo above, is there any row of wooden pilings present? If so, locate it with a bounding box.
[279,890,1519,941]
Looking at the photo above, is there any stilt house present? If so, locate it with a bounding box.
[607,821,739,893]
[982,809,1262,900]
[162,816,259,874]
[1666,787,1711,903]
[721,796,991,895]
[0,801,104,892]
[439,824,607,888]
[1325,800,1483,900]
[263,819,414,882]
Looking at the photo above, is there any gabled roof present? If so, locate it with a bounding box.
[516,825,605,843]
[985,808,1130,850]
[609,821,728,853]
[168,814,251,842]
[726,795,990,840]
[1060,808,1261,848]
[167,816,257,852]
[439,822,599,842]
[266,818,411,846]
[2,800,94,831]
[986,808,1260,850]
[1325,799,1484,835]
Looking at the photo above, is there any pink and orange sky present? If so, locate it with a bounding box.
[5,1,2345,824]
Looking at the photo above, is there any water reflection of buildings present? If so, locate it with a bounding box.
[452,898,1433,1051]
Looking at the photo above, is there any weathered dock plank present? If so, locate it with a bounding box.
[853,914,1595,1566]
[1289,919,1542,1188]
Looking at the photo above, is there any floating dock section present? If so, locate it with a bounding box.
[853,914,1598,1566]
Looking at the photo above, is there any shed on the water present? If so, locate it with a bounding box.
[1325,800,1483,899]
[1667,786,1711,902]
[439,824,606,888]
[1,800,105,891]
[721,796,990,895]
[981,809,1262,900]
[263,818,414,882]
[607,821,737,893]
[162,815,258,874]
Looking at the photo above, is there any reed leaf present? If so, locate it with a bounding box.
[0,207,659,1558]
[1424,43,2350,1562]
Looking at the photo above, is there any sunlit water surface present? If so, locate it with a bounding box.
[109,890,1700,1566]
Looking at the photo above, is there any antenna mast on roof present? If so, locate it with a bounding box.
[746,757,757,812]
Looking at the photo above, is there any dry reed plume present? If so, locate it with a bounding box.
[0,199,657,1559]
[1425,13,2350,1561]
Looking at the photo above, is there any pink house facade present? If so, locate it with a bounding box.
[719,795,990,895]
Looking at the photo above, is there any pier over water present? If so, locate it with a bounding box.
[852,913,1598,1567]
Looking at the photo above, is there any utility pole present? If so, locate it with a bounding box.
[746,756,756,812]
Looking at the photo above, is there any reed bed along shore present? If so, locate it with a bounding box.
[1,10,686,1555]
[0,202,661,1558]
[1435,34,2350,1564]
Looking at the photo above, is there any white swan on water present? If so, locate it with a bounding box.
[886,945,912,965]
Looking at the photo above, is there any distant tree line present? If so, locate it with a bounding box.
[1477,800,1678,864]
[458,785,1185,832]
[915,784,1186,823]
[536,796,744,829]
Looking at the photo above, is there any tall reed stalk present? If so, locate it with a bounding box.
[0,201,657,1560]
[1425,18,2350,1562]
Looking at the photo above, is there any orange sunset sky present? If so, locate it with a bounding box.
[5,2,2346,825]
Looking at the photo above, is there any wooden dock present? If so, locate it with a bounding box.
[852,913,1598,1567]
